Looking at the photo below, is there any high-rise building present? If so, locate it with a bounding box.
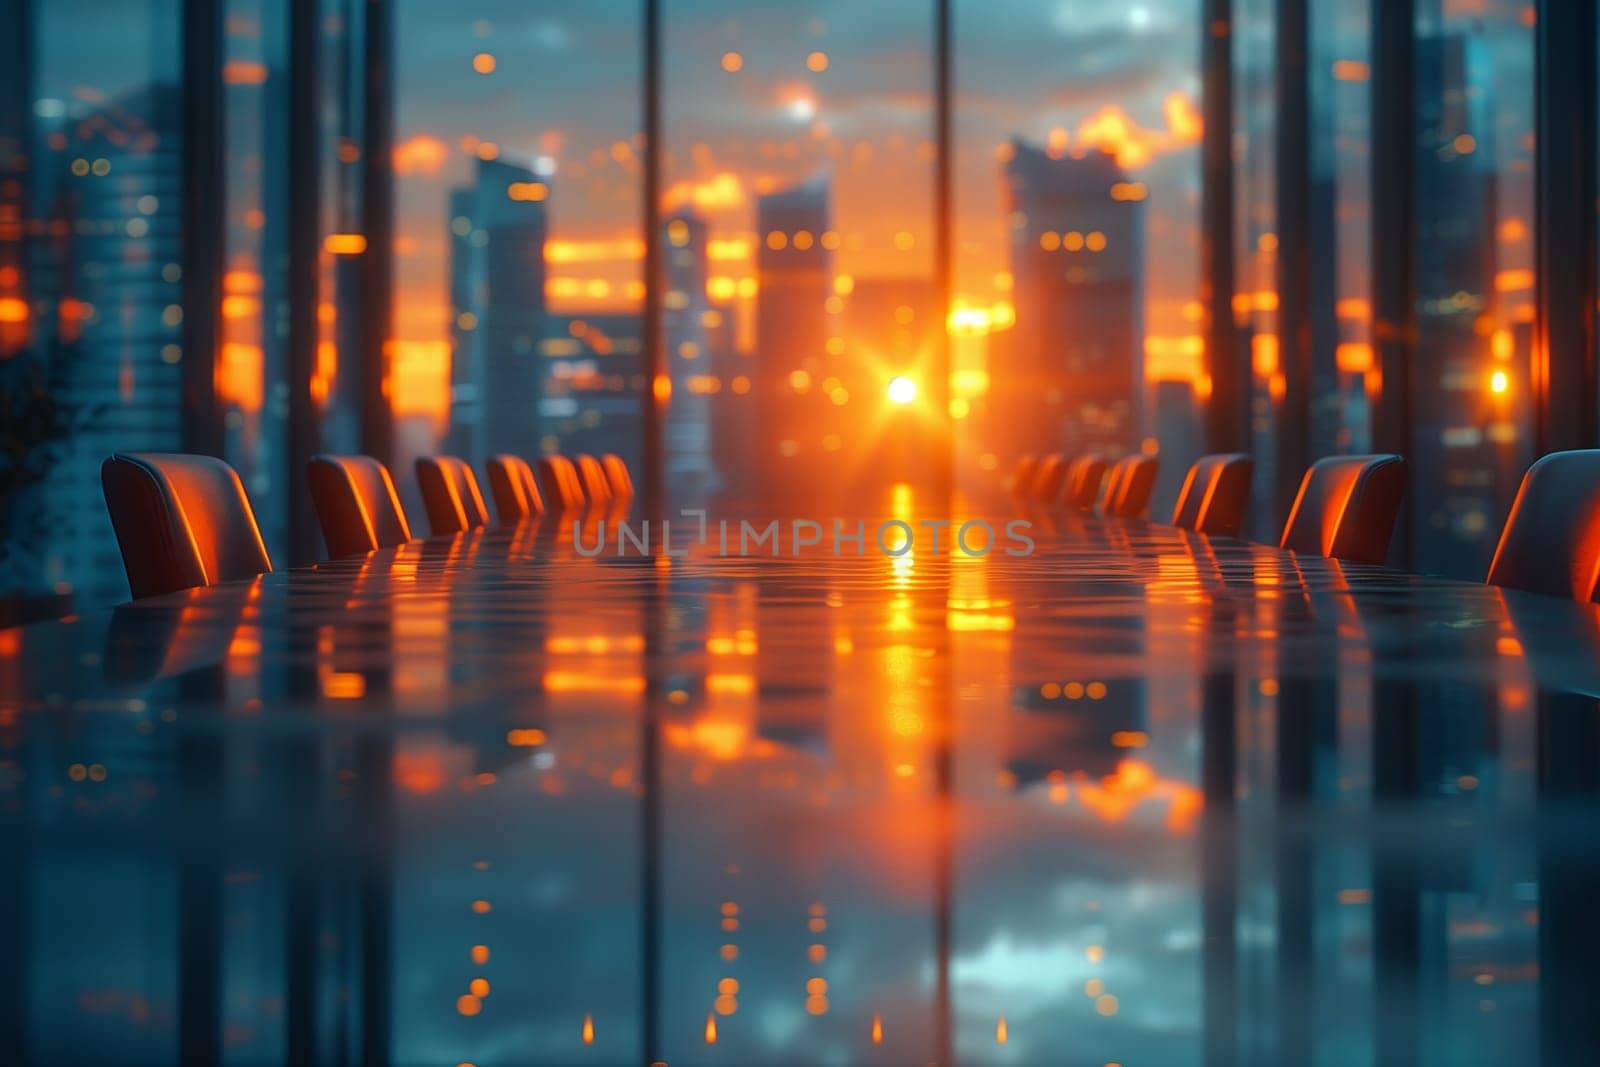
[707,289,754,502]
[537,312,644,474]
[1412,33,1519,578]
[661,209,719,501]
[1000,139,1145,459]
[33,84,185,606]
[754,177,833,497]
[0,0,30,360]
[467,157,550,460]
[445,186,482,457]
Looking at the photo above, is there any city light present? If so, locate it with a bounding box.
[323,233,368,255]
[1490,368,1509,395]
[887,376,917,405]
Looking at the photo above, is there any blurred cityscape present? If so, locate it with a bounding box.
[0,1,1537,607]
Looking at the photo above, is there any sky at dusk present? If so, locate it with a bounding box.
[21,0,1539,424]
[390,1,1205,343]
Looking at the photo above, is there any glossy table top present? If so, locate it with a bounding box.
[3,500,1600,1065]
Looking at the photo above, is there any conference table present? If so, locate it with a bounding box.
[3,501,1600,1066]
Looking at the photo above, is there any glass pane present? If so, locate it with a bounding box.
[5,0,184,612]
[1411,1,1534,579]
[317,0,367,454]
[1310,0,1373,460]
[954,1,1203,519]
[395,1,645,516]
[1235,0,1278,538]
[389,3,646,1058]
[663,1,938,509]
[221,0,289,562]
[952,1,1206,1060]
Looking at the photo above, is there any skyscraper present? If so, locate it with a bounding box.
[34,84,185,606]
[445,185,482,457]
[661,208,720,501]
[0,0,30,360]
[1000,139,1145,459]
[1412,33,1518,578]
[467,157,553,460]
[536,312,643,473]
[754,177,833,497]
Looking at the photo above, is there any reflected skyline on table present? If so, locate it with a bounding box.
[2,485,1585,1064]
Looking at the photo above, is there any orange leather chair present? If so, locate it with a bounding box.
[485,454,545,526]
[536,455,588,512]
[101,452,273,599]
[1011,454,1038,498]
[575,454,613,506]
[602,453,635,499]
[1486,450,1600,601]
[1102,455,1160,518]
[1031,453,1068,501]
[1279,454,1407,564]
[415,455,489,536]
[1172,453,1254,537]
[308,454,412,558]
[1064,455,1108,510]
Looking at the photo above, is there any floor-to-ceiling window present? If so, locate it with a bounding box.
[1408,0,1534,579]
[1235,0,1279,537]
[952,4,1206,1061]
[1310,0,1373,462]
[663,1,938,508]
[219,0,289,560]
[393,0,644,517]
[6,0,185,611]
[0,0,1578,604]
[955,1,1204,519]
[389,3,647,1058]
[6,7,188,1056]
[315,0,370,457]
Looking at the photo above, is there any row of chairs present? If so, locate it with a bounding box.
[100,450,634,601]
[1016,449,1406,564]
[1014,446,1600,603]
[1015,452,1162,517]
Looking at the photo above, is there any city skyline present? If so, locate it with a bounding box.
[0,0,1548,606]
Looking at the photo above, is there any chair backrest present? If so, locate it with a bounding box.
[1279,454,1407,563]
[485,454,545,526]
[602,453,635,499]
[415,455,489,536]
[536,455,588,512]
[1064,455,1108,510]
[575,454,613,505]
[601,454,633,499]
[1101,456,1128,510]
[1011,454,1038,498]
[307,454,412,558]
[1031,453,1068,501]
[1172,453,1254,536]
[1486,450,1600,601]
[1103,455,1160,517]
[101,452,273,599]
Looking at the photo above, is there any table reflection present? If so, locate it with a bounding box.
[1,501,1598,1064]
